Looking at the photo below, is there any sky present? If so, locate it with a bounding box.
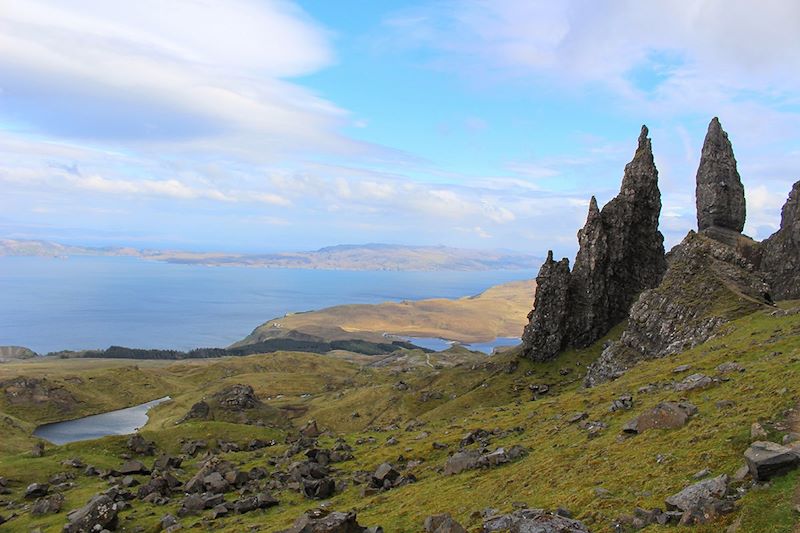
[1,0,799,257]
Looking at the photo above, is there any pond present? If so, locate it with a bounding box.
[405,336,520,354]
[33,396,171,445]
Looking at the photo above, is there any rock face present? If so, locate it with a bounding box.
[761,180,800,300]
[522,126,666,361]
[696,118,746,234]
[585,231,771,386]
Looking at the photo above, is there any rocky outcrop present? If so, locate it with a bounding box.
[178,383,288,427]
[522,126,666,361]
[585,231,771,386]
[482,509,590,532]
[761,180,800,300]
[696,118,746,234]
[520,251,571,358]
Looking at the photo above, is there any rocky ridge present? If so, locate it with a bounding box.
[522,126,666,361]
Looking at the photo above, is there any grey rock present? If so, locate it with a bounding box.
[762,180,800,300]
[482,509,589,533]
[64,495,119,533]
[744,441,800,481]
[444,450,481,475]
[31,492,64,515]
[522,126,665,361]
[674,373,714,392]
[279,509,381,533]
[118,460,150,476]
[622,401,697,434]
[716,362,745,374]
[25,482,49,498]
[127,434,156,456]
[424,513,467,533]
[696,117,745,233]
[609,395,633,412]
[586,231,770,386]
[665,474,728,512]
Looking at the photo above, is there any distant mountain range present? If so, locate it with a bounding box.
[0,239,541,271]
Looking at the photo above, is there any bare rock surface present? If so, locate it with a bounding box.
[761,180,800,300]
[696,117,746,233]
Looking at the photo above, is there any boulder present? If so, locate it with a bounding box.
[371,463,400,488]
[424,513,467,533]
[279,509,382,533]
[64,495,119,533]
[622,402,697,434]
[303,477,336,499]
[118,460,150,476]
[444,450,481,475]
[232,492,278,514]
[744,441,800,481]
[300,420,321,439]
[664,474,728,512]
[31,492,64,515]
[127,434,156,455]
[674,373,714,392]
[24,482,49,499]
[522,125,666,361]
[695,117,746,233]
[482,509,590,533]
[761,180,800,300]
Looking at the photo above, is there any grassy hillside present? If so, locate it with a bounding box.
[0,303,798,532]
[234,278,536,347]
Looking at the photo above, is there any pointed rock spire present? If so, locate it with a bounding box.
[696,117,746,233]
[521,125,666,361]
[761,180,800,300]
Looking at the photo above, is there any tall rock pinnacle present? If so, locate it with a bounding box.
[521,126,666,361]
[696,117,746,233]
[761,180,800,300]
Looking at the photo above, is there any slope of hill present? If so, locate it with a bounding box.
[233,278,536,347]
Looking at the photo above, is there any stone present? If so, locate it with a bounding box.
[481,509,590,533]
[203,472,229,493]
[566,412,588,423]
[371,463,400,487]
[762,180,800,300]
[180,440,207,456]
[674,373,714,392]
[665,474,728,512]
[300,419,321,439]
[31,441,45,457]
[62,458,85,469]
[672,364,692,373]
[179,401,210,423]
[160,514,179,530]
[424,513,467,533]
[717,362,745,374]
[31,492,64,515]
[153,455,182,470]
[750,422,768,440]
[214,383,261,410]
[696,117,746,233]
[622,402,697,434]
[609,395,633,412]
[443,450,481,475]
[127,434,156,455]
[744,441,800,481]
[522,125,666,361]
[233,492,278,514]
[64,495,119,533]
[303,477,336,499]
[119,460,150,476]
[24,483,49,498]
[279,509,381,533]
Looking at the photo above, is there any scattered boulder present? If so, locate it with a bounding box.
[279,509,382,533]
[673,373,714,392]
[424,513,467,533]
[444,450,481,475]
[127,434,156,455]
[24,483,49,499]
[609,395,634,412]
[622,402,697,434]
[444,446,527,475]
[31,492,64,515]
[232,492,278,514]
[744,441,800,481]
[665,474,729,513]
[180,440,207,456]
[119,460,150,476]
[716,362,745,374]
[300,419,321,439]
[64,495,119,533]
[482,508,590,533]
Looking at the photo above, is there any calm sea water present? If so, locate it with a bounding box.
[0,256,535,354]
[33,396,171,444]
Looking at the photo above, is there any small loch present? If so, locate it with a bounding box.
[33,396,171,445]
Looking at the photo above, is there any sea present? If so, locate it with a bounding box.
[0,256,536,354]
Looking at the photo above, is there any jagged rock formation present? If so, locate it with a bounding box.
[696,117,746,235]
[178,384,289,427]
[522,126,666,361]
[584,231,771,386]
[520,251,571,358]
[761,180,800,300]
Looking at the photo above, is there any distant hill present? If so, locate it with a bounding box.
[0,239,541,271]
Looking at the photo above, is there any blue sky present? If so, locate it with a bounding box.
[1,1,799,257]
